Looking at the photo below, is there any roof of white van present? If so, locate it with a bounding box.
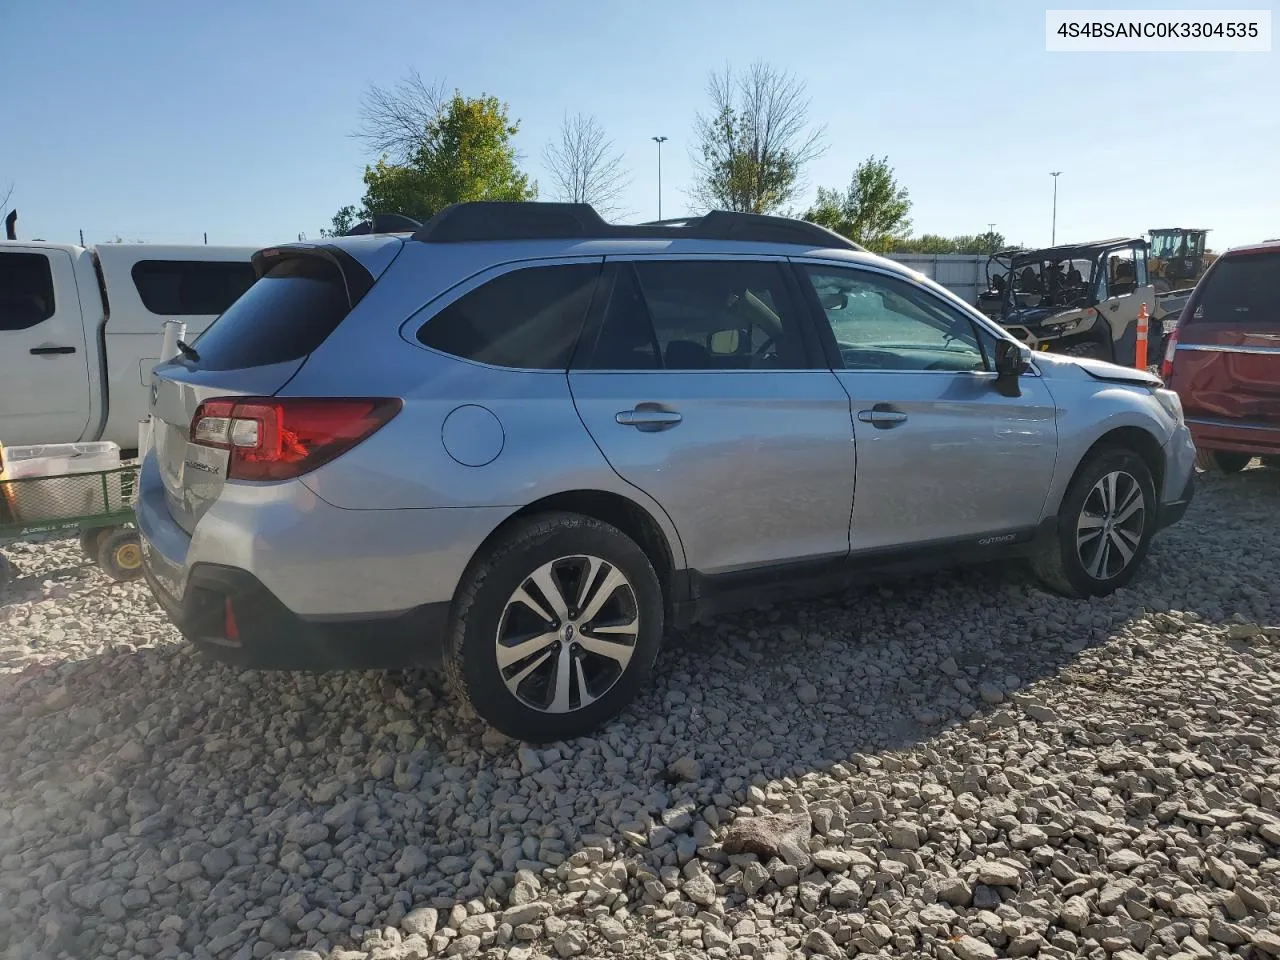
[1,239,259,259]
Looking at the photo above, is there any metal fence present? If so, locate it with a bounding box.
[885,254,988,306]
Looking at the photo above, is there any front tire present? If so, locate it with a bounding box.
[1195,449,1251,474]
[1032,447,1156,598]
[445,513,665,743]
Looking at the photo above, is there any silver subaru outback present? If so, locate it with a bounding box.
[136,202,1195,742]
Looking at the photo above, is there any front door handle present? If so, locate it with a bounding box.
[30,345,76,356]
[857,405,908,429]
[616,405,682,432]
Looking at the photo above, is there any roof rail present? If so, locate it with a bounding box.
[409,202,866,251]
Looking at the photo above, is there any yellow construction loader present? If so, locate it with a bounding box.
[1148,228,1216,294]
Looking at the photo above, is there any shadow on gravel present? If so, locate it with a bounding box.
[0,466,1277,956]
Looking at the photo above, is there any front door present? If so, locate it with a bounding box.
[0,248,91,446]
[568,257,855,579]
[794,261,1058,553]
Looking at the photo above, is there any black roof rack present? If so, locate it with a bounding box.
[409,202,866,251]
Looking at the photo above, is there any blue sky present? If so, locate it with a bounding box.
[2,1,1275,251]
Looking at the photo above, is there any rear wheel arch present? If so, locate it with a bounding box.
[459,489,683,617]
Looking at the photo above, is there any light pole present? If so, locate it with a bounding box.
[987,223,997,253]
[1050,171,1062,245]
[651,136,668,220]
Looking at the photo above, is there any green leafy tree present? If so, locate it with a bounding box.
[691,61,825,214]
[894,231,1008,255]
[804,156,911,253]
[977,229,1006,253]
[325,90,536,235]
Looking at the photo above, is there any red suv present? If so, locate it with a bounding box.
[1163,241,1280,473]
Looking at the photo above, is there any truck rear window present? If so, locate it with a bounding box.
[189,256,352,370]
[1191,252,1280,326]
[132,260,257,316]
[0,252,55,331]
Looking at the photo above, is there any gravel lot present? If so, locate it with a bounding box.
[2,465,1279,960]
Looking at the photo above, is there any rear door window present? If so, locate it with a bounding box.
[190,256,352,370]
[132,260,257,316]
[581,259,811,370]
[416,263,601,369]
[1190,252,1280,326]
[0,252,55,330]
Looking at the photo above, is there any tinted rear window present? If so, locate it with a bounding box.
[189,257,351,370]
[132,260,257,316]
[0,251,55,331]
[417,263,600,369]
[1191,252,1280,326]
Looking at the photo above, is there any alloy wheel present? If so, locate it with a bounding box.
[495,555,639,714]
[1075,470,1146,581]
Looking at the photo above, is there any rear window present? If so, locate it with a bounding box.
[0,251,55,331]
[189,256,351,370]
[1191,252,1280,326]
[417,263,600,369]
[132,259,257,316]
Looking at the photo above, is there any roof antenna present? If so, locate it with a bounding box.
[4,209,15,241]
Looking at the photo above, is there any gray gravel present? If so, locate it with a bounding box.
[2,465,1279,960]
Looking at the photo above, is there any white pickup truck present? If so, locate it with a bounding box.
[0,239,257,451]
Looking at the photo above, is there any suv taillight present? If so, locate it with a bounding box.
[190,397,402,481]
[1160,326,1179,380]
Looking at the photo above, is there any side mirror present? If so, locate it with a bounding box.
[994,339,1030,396]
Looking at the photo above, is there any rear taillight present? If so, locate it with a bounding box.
[190,397,401,481]
[1160,326,1179,380]
[223,597,241,644]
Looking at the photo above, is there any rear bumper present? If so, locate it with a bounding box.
[134,452,465,670]
[142,558,449,669]
[1187,417,1280,457]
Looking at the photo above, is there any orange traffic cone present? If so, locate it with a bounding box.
[1135,302,1149,370]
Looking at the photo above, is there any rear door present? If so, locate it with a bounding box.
[0,247,92,445]
[149,251,364,532]
[1171,249,1280,432]
[568,256,855,579]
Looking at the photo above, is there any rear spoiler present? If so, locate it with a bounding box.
[252,245,375,310]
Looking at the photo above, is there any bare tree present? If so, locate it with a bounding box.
[542,113,631,218]
[691,61,825,214]
[353,70,446,161]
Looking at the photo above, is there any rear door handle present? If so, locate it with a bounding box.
[616,405,682,432]
[30,345,76,356]
[857,405,908,429]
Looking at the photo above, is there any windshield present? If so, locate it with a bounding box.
[1150,232,1185,259]
[1003,256,1096,306]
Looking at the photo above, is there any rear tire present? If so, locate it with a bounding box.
[445,512,665,743]
[97,528,144,582]
[1032,447,1156,598]
[80,527,109,560]
[1195,449,1251,474]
